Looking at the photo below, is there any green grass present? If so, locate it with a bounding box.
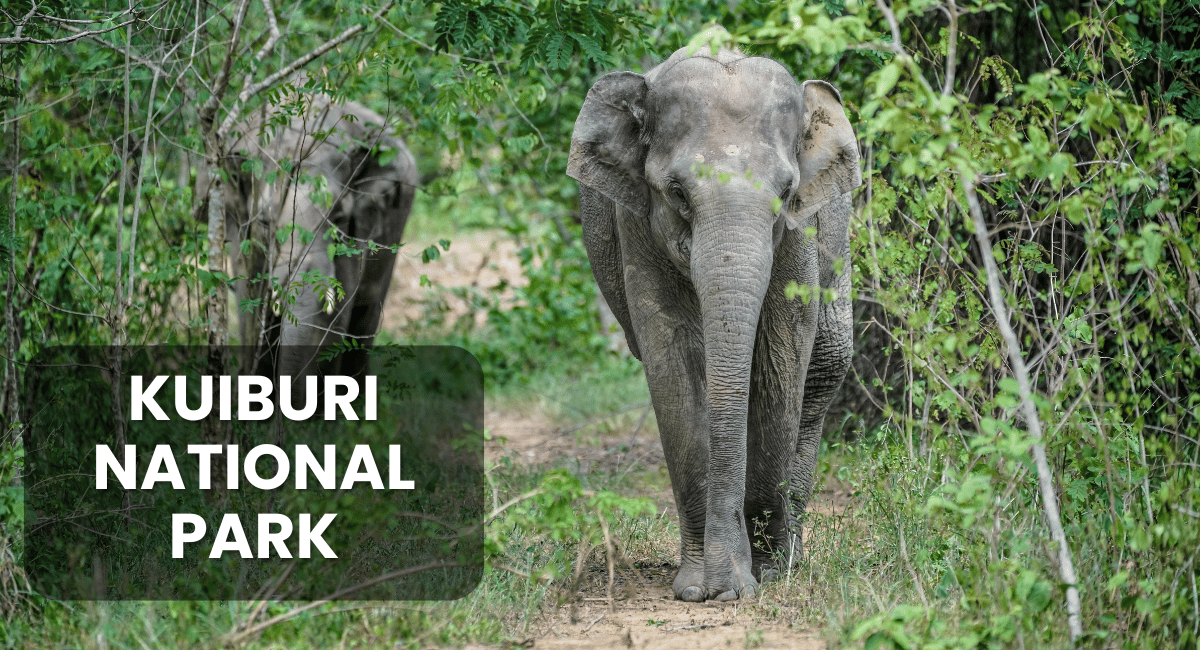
[4,339,1183,649]
[0,416,1158,649]
[487,355,650,425]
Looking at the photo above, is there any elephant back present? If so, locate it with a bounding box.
[233,94,417,242]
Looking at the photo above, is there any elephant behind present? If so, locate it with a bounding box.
[568,28,861,602]
[208,92,417,378]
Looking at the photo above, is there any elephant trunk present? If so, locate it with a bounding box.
[689,192,775,542]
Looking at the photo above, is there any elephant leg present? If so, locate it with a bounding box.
[274,266,347,379]
[334,301,376,377]
[337,251,396,377]
[277,307,340,377]
[745,234,816,580]
[788,247,853,556]
[622,260,710,602]
[647,343,710,602]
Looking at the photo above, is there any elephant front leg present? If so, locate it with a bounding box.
[788,298,853,557]
[745,251,813,581]
[745,337,806,581]
[336,251,396,377]
[622,261,715,602]
[639,328,711,603]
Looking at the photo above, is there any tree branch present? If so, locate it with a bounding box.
[56,22,200,102]
[942,0,958,95]
[220,561,466,645]
[963,175,1082,643]
[215,1,396,141]
[876,0,905,56]
[199,0,253,129]
[0,16,137,45]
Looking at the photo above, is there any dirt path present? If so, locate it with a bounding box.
[478,405,837,650]
[468,404,835,650]
[382,229,526,332]
[382,230,832,649]
[522,584,826,650]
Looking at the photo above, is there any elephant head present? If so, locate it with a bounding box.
[569,28,860,601]
[208,92,417,379]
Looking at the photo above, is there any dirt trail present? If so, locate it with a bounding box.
[382,229,526,331]
[382,230,831,650]
[479,403,836,650]
[474,406,834,650]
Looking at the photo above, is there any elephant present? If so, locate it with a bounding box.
[567,27,861,602]
[204,92,418,379]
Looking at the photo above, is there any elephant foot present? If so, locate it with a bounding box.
[711,582,756,602]
[751,550,791,583]
[705,556,759,602]
[672,562,706,602]
[750,529,804,583]
[674,565,759,602]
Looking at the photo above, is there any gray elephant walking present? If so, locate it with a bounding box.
[207,92,418,379]
[568,28,861,602]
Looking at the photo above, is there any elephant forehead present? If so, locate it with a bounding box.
[647,59,801,146]
[647,138,792,184]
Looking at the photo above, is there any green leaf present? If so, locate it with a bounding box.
[1107,571,1130,590]
[980,417,1000,435]
[1027,579,1052,613]
[864,632,895,650]
[875,63,901,97]
[1186,126,1200,161]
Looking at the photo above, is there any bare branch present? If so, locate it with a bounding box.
[1174,505,1200,519]
[0,16,137,45]
[216,1,397,141]
[57,22,201,101]
[113,9,132,346]
[200,0,253,356]
[199,0,253,128]
[942,0,958,95]
[876,0,905,56]
[963,176,1083,643]
[30,12,125,25]
[127,67,163,303]
[254,0,283,65]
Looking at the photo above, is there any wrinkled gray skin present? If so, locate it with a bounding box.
[207,94,417,378]
[568,30,861,602]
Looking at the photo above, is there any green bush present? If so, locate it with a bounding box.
[726,0,1200,646]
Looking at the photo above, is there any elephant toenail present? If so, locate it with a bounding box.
[679,586,704,602]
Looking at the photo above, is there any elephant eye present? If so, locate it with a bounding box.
[667,181,691,218]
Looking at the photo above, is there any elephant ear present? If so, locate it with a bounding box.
[567,71,650,216]
[786,80,862,228]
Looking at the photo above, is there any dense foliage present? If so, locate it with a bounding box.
[1,0,1197,647]
[727,0,1200,646]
